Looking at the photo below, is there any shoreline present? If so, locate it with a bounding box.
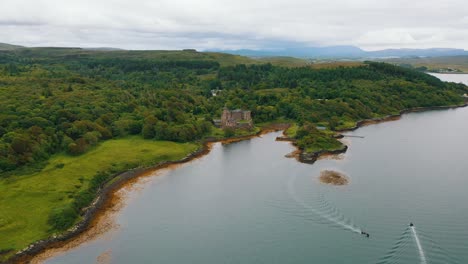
[280,103,468,165]
[337,103,468,132]
[8,125,286,264]
[426,71,467,75]
[6,105,467,263]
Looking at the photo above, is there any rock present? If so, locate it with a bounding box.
[319,170,349,186]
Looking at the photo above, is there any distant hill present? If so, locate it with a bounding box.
[212,45,366,58]
[0,43,24,50]
[0,43,123,51]
[82,47,124,51]
[2,42,466,60]
[0,47,257,67]
[210,46,468,59]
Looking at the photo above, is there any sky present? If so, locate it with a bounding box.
[1,0,467,51]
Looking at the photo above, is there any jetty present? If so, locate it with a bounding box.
[341,134,365,138]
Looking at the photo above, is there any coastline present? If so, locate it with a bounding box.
[426,71,467,74]
[8,125,286,264]
[337,103,468,132]
[279,103,468,165]
[7,104,467,263]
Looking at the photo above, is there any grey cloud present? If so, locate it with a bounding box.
[0,20,44,26]
[0,0,467,50]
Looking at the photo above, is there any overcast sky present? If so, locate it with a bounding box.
[1,0,467,50]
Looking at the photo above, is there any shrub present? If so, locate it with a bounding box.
[73,190,94,211]
[48,204,78,231]
[223,128,235,138]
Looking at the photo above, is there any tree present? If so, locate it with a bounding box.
[142,116,158,139]
[224,128,235,138]
[328,116,340,130]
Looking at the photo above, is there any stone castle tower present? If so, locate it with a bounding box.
[220,107,253,129]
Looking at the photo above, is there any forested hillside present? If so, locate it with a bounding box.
[1,48,467,173]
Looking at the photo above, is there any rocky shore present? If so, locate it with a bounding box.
[298,145,348,164]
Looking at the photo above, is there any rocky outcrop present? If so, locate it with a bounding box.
[319,170,349,185]
[275,136,294,142]
[298,145,348,164]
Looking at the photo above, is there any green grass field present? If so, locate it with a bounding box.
[0,137,199,259]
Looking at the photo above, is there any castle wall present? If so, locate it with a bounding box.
[220,109,253,129]
[243,111,251,120]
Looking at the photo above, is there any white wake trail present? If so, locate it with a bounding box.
[287,174,361,234]
[411,226,428,264]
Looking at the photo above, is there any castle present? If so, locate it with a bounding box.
[217,108,253,129]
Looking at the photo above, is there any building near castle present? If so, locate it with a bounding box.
[214,108,253,129]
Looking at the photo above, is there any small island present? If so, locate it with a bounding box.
[319,170,349,185]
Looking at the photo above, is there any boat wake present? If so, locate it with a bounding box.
[377,225,460,264]
[287,174,362,234]
[376,228,412,264]
[411,226,427,264]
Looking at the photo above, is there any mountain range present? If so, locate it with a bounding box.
[1,42,467,59]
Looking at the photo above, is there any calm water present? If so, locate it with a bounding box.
[46,74,468,264]
[429,73,468,85]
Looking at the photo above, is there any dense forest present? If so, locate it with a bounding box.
[1,48,467,174]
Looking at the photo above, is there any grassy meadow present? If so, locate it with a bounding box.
[0,137,199,260]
